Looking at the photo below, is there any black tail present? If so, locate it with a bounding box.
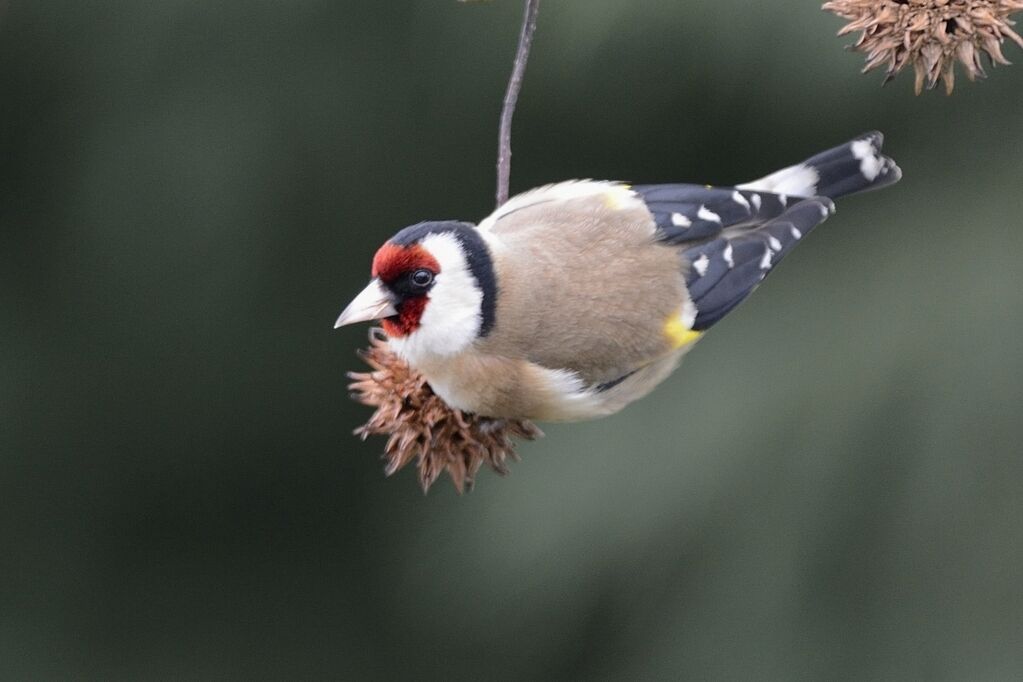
[737,131,901,200]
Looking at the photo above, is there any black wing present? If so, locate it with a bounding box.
[679,198,834,331]
[633,184,792,246]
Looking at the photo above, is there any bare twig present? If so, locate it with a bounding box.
[496,0,541,207]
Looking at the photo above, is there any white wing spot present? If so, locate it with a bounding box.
[671,212,692,227]
[723,243,734,268]
[779,194,788,207]
[768,236,782,252]
[731,191,751,211]
[693,254,710,277]
[851,138,883,181]
[697,205,722,223]
[751,194,762,212]
[790,226,802,239]
[759,246,772,270]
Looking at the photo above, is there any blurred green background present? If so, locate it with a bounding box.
[3,1,1023,679]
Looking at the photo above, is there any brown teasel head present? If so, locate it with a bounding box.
[823,0,1023,94]
[347,328,543,493]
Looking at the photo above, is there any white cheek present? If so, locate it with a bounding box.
[415,270,482,354]
[390,232,483,363]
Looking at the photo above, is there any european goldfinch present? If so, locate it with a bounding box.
[336,132,901,422]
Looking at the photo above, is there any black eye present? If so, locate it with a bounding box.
[410,269,434,288]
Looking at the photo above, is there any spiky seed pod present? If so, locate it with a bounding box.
[347,328,543,493]
[823,0,1023,94]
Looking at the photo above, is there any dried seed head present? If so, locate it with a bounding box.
[347,328,543,493]
[823,0,1023,93]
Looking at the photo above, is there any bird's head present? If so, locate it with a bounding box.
[335,221,497,358]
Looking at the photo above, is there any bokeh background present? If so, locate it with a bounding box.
[3,1,1023,679]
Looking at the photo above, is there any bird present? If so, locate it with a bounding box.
[335,132,901,422]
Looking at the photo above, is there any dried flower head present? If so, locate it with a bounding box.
[348,328,543,493]
[823,0,1023,94]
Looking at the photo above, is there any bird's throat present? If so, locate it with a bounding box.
[381,296,428,337]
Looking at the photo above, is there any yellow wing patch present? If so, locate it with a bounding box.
[664,314,703,349]
[602,185,636,210]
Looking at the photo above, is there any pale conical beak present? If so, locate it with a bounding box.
[334,279,398,329]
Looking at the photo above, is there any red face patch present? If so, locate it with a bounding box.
[381,296,428,337]
[371,242,441,337]
[372,243,440,284]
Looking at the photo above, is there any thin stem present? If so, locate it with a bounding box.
[496,0,540,207]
